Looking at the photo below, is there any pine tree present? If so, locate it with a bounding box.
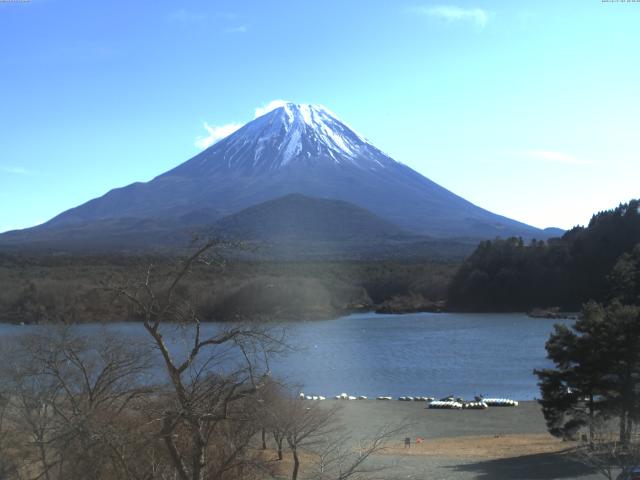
[535,301,640,444]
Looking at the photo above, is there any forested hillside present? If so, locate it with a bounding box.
[448,199,640,311]
[0,255,456,324]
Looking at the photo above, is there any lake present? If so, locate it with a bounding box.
[0,312,569,400]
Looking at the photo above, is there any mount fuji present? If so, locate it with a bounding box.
[0,103,559,253]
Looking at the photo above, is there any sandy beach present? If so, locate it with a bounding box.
[288,400,607,479]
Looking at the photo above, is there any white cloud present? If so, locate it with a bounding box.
[194,122,243,149]
[0,165,33,175]
[168,9,206,24]
[216,12,239,20]
[225,25,248,33]
[254,99,290,118]
[410,5,489,28]
[520,150,591,166]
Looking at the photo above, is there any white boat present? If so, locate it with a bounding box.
[428,400,463,409]
[482,398,519,407]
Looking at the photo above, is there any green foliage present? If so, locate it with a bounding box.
[609,244,640,305]
[535,301,640,443]
[449,199,640,311]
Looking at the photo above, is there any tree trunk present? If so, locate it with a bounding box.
[161,415,190,480]
[588,394,594,447]
[261,428,267,450]
[620,411,627,445]
[191,426,207,480]
[291,446,300,480]
[274,434,283,460]
[37,436,51,480]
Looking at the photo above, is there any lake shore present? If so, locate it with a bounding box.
[316,399,603,479]
[331,399,550,439]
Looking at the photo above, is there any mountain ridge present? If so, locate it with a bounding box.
[0,103,561,252]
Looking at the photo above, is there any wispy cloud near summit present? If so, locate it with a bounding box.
[410,5,489,28]
[520,150,591,166]
[195,99,292,150]
[195,122,242,149]
[254,99,290,118]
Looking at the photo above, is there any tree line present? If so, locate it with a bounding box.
[448,199,640,311]
[0,255,456,324]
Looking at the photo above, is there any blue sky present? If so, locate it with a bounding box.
[1,0,639,233]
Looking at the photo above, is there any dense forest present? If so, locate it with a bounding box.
[0,254,456,324]
[448,199,640,311]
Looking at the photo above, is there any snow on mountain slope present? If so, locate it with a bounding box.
[179,103,395,174]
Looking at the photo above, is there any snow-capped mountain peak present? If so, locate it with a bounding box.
[279,103,369,159]
[12,102,553,244]
[197,103,394,171]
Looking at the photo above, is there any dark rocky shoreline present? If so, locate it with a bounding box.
[527,307,578,320]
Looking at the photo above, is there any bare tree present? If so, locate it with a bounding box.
[111,239,287,480]
[571,417,640,479]
[253,379,286,459]
[309,423,406,480]
[4,356,61,479]
[0,328,157,480]
[283,400,342,480]
[255,380,299,462]
[258,383,409,480]
[0,387,19,480]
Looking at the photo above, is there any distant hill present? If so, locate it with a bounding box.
[209,193,479,260]
[215,193,407,242]
[543,227,565,238]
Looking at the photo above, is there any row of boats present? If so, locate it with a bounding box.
[299,392,519,408]
[424,396,519,409]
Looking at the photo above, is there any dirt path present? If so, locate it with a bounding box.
[382,433,573,459]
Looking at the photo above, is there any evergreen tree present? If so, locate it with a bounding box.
[535,301,640,444]
[609,244,640,305]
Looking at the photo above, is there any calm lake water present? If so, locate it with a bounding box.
[0,312,571,400]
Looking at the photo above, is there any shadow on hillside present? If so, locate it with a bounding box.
[444,451,598,479]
